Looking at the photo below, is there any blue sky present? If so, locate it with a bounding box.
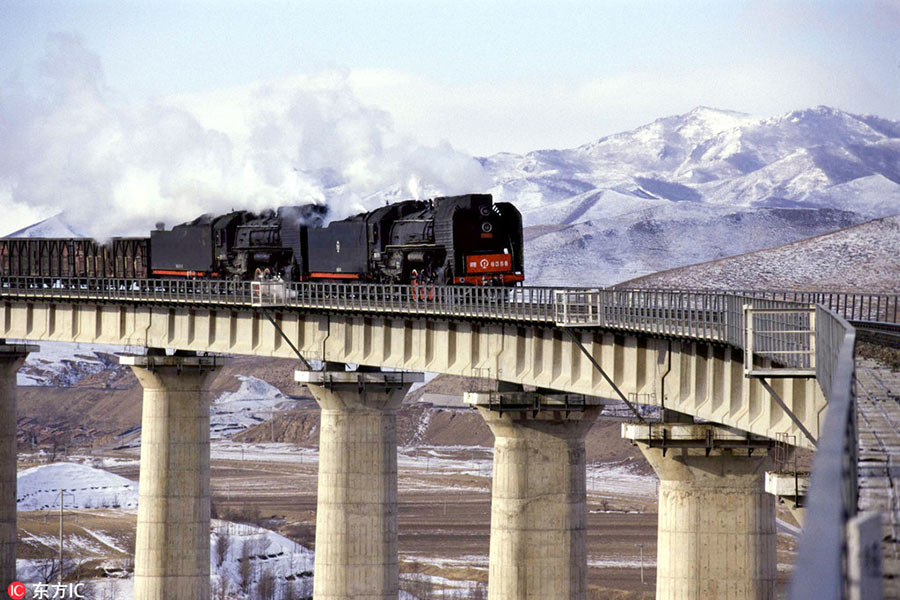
[1,0,898,235]
[3,0,898,153]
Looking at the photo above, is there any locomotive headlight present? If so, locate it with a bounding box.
[479,206,491,216]
[481,222,493,233]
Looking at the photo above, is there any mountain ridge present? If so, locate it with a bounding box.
[483,105,900,285]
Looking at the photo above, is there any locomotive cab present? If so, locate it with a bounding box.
[438,195,524,286]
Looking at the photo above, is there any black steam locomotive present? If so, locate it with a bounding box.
[0,194,524,287]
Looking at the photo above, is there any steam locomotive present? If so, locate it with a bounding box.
[0,194,524,287]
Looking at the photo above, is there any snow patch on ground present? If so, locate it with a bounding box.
[587,462,658,498]
[589,557,658,568]
[404,410,433,447]
[78,526,128,554]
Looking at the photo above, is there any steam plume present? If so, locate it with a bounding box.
[0,33,488,237]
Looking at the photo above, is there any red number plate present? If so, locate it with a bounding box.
[466,254,511,274]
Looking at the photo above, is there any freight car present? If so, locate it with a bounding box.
[0,193,524,287]
[0,237,149,279]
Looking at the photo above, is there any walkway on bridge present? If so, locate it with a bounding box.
[857,358,900,599]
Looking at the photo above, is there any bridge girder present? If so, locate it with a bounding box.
[0,300,824,448]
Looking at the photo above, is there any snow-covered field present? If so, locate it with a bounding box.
[16,521,317,600]
[17,462,138,511]
[211,441,318,463]
[587,461,658,498]
[15,461,318,600]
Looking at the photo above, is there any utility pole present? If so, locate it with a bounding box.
[59,488,63,583]
[639,543,645,585]
[59,489,74,583]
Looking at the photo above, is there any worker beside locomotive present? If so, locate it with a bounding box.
[0,194,524,287]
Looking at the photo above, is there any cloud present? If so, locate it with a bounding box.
[0,34,488,237]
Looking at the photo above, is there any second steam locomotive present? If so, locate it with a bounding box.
[0,194,524,287]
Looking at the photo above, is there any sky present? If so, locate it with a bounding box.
[1,0,898,235]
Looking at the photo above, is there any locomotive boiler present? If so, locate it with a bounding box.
[306,194,523,285]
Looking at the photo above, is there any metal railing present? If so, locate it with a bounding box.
[1,277,890,338]
[739,289,898,324]
[626,287,900,324]
[744,304,816,373]
[250,280,287,306]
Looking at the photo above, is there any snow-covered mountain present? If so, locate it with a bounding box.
[486,106,900,223]
[4,213,82,238]
[480,106,900,285]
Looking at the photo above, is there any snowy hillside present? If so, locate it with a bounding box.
[211,520,314,600]
[622,215,900,291]
[18,342,129,387]
[211,376,302,440]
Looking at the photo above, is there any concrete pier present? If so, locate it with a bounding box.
[121,352,219,600]
[623,423,776,600]
[466,391,601,600]
[296,369,422,600]
[0,343,36,588]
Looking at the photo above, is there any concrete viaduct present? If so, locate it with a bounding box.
[0,279,893,600]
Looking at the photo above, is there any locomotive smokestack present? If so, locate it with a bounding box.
[155,222,165,231]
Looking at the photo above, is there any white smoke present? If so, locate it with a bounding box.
[0,33,489,237]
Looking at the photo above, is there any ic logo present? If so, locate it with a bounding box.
[7,582,25,600]
[480,258,488,269]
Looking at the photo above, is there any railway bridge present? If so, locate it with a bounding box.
[0,278,896,600]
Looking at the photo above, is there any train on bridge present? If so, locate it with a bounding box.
[0,194,524,287]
